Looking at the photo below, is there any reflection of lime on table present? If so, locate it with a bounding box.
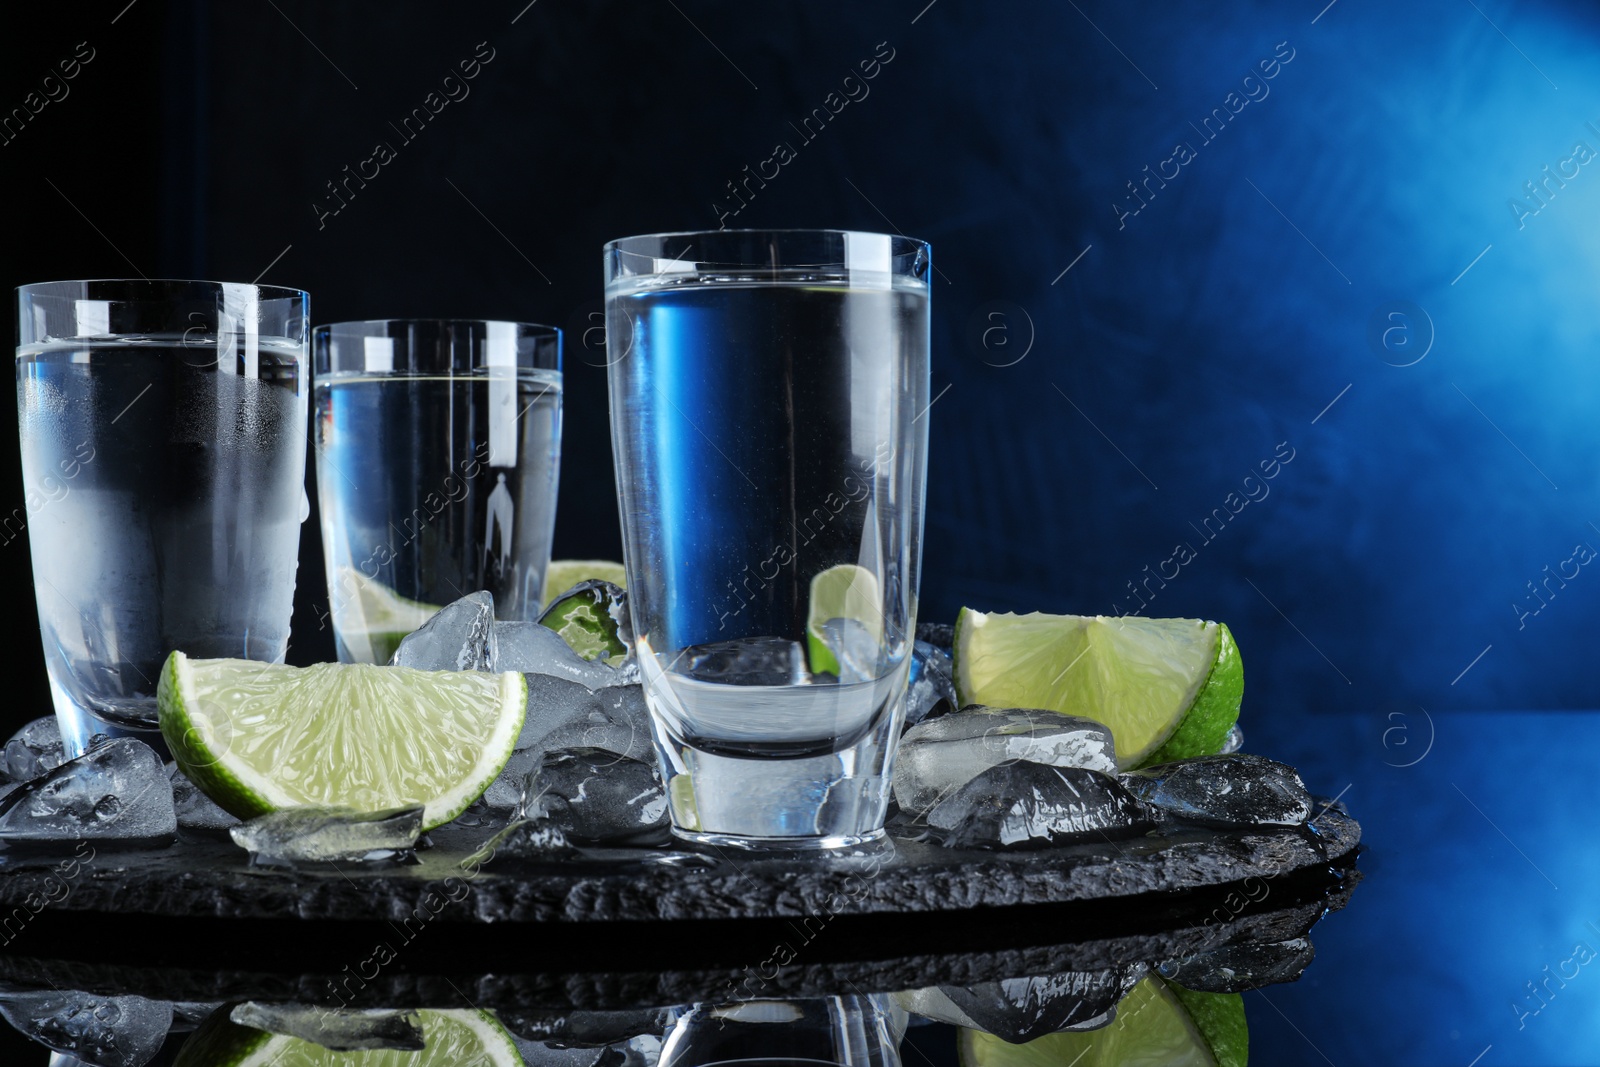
[174,1007,521,1067]
[958,977,1246,1067]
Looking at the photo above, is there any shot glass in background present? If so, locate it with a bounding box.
[605,229,931,849]
[313,319,563,663]
[15,279,311,758]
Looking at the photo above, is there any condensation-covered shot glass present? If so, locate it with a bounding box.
[605,230,931,850]
[16,279,310,758]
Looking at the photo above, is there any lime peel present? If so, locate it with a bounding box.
[158,652,526,831]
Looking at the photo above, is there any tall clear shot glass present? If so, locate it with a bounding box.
[15,279,310,758]
[605,230,931,850]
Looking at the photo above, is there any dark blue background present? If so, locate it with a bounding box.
[5,1,1600,1062]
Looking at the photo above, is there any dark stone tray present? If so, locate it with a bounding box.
[0,811,1357,926]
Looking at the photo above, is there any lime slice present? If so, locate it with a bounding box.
[330,566,440,664]
[540,583,628,662]
[158,652,526,830]
[956,977,1246,1067]
[805,563,884,675]
[543,559,628,605]
[954,611,1242,768]
[175,1007,520,1067]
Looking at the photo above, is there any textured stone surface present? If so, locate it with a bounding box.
[0,875,1359,1013]
[0,811,1358,925]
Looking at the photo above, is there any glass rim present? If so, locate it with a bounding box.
[603,227,928,255]
[313,318,560,339]
[16,278,309,301]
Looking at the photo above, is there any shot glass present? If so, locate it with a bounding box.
[313,320,563,663]
[605,229,931,850]
[15,279,311,758]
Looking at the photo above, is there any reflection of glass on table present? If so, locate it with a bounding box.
[14,279,310,759]
[313,319,563,664]
[605,230,931,850]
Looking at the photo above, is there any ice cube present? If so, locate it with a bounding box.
[480,747,541,816]
[390,591,497,671]
[230,1003,423,1051]
[900,969,1141,1041]
[230,806,423,864]
[521,747,669,845]
[681,637,810,686]
[463,816,578,868]
[817,617,880,683]
[1121,754,1312,827]
[166,764,239,832]
[1220,723,1244,754]
[893,708,1119,815]
[537,579,632,663]
[519,675,653,764]
[1158,937,1316,993]
[902,641,956,729]
[501,1008,676,1047]
[500,621,630,689]
[0,991,172,1067]
[2,716,66,784]
[925,763,1156,849]
[0,739,176,849]
[915,621,955,651]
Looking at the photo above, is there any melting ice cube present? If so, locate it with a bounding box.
[0,739,176,849]
[893,707,1119,815]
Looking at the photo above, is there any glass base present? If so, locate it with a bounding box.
[649,700,902,851]
[49,676,169,761]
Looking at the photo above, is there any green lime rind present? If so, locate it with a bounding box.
[1170,985,1249,1067]
[541,595,627,662]
[807,631,841,677]
[1142,622,1244,767]
[159,654,276,825]
[158,652,527,832]
[170,1007,271,1067]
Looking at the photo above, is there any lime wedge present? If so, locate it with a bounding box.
[540,583,628,662]
[329,566,440,664]
[174,1007,520,1067]
[805,563,884,675]
[158,652,526,830]
[543,559,628,605]
[954,611,1242,768]
[957,977,1246,1067]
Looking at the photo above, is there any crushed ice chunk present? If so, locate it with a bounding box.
[893,708,1119,814]
[463,816,578,868]
[0,991,172,1067]
[915,621,955,651]
[500,622,629,689]
[230,806,423,864]
[521,747,668,845]
[230,1003,424,1051]
[1220,723,1244,754]
[1158,937,1316,993]
[518,675,653,766]
[1121,754,1312,827]
[2,717,66,784]
[899,968,1142,1041]
[681,637,810,686]
[500,1008,677,1047]
[925,763,1156,849]
[390,591,497,672]
[480,747,541,816]
[166,764,239,831]
[902,641,956,729]
[0,739,176,849]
